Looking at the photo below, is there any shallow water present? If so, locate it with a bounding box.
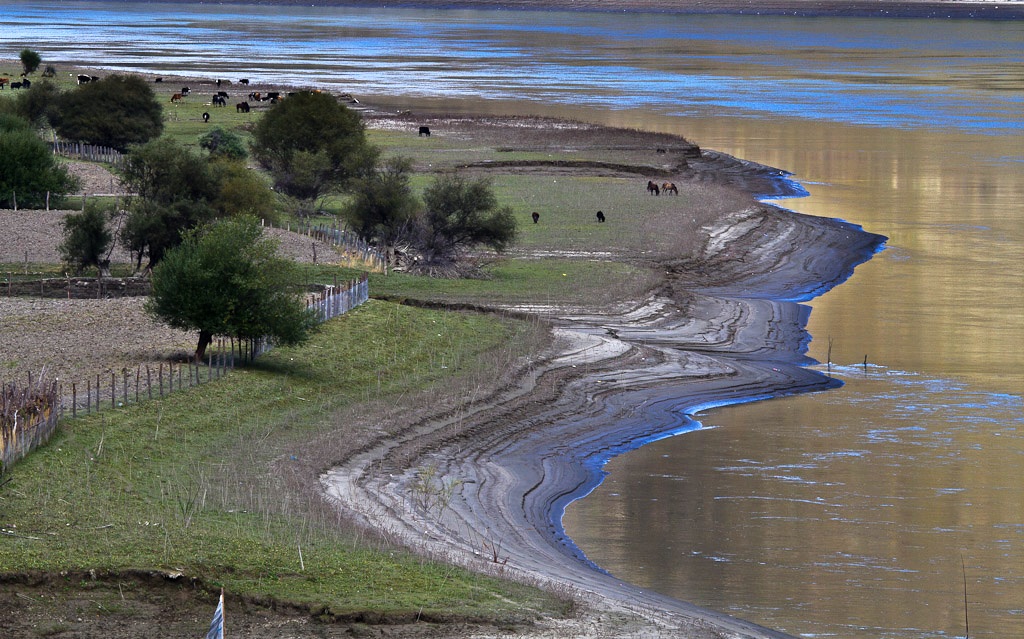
[3,3,1022,637]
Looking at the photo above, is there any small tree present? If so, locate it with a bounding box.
[0,114,79,209]
[409,172,518,276]
[50,74,163,151]
[146,216,318,362]
[59,201,115,275]
[251,91,377,213]
[344,156,419,264]
[19,49,41,76]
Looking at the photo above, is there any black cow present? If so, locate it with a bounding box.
[239,78,249,85]
[236,101,250,113]
[181,86,190,96]
[10,81,22,90]
[154,77,163,83]
[264,92,280,101]
[596,210,606,223]
[76,74,92,84]
[210,95,225,106]
[418,126,431,137]
[216,91,229,98]
[202,112,210,123]
[20,79,30,89]
[531,211,540,224]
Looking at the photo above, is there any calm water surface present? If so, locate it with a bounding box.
[2,4,1021,637]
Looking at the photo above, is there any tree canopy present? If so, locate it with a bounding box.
[0,114,79,209]
[343,155,419,262]
[250,91,377,210]
[146,216,318,361]
[120,138,220,270]
[119,137,276,270]
[50,74,163,150]
[408,172,518,276]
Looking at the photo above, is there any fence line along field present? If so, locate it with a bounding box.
[0,159,349,395]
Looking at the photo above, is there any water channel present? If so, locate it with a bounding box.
[2,3,1021,637]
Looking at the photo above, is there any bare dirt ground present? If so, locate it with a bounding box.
[0,161,345,392]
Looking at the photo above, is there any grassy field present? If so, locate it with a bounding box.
[1,63,729,633]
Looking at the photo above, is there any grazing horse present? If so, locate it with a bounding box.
[170,93,183,103]
[418,126,431,137]
[647,180,660,196]
[596,210,606,223]
[236,101,250,113]
[662,182,679,195]
[531,211,540,224]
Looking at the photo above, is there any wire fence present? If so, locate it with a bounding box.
[51,139,126,169]
[266,219,387,274]
[0,273,370,472]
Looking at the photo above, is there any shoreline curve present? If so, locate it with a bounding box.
[322,152,887,637]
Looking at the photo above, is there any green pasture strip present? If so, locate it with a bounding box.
[364,258,657,310]
[0,300,562,620]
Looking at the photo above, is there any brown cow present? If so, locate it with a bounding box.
[171,93,183,103]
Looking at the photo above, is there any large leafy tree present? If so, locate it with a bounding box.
[146,216,318,362]
[0,114,79,209]
[409,172,518,276]
[343,155,419,264]
[251,91,377,212]
[50,74,163,150]
[120,138,220,270]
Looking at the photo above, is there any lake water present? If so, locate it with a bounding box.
[2,3,1021,638]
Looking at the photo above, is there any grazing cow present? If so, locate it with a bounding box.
[202,112,210,123]
[596,210,606,223]
[248,91,261,101]
[418,126,431,137]
[647,180,660,196]
[211,94,226,107]
[10,81,22,90]
[661,182,678,195]
[216,91,229,98]
[181,86,190,96]
[19,79,30,89]
[264,91,280,101]
[531,211,540,224]
[0,78,8,89]
[154,77,163,83]
[239,78,249,85]
[171,93,183,103]
[76,74,92,84]
[236,101,250,113]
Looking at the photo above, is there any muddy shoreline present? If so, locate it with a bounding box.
[321,160,886,637]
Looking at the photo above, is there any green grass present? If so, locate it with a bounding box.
[0,300,563,620]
